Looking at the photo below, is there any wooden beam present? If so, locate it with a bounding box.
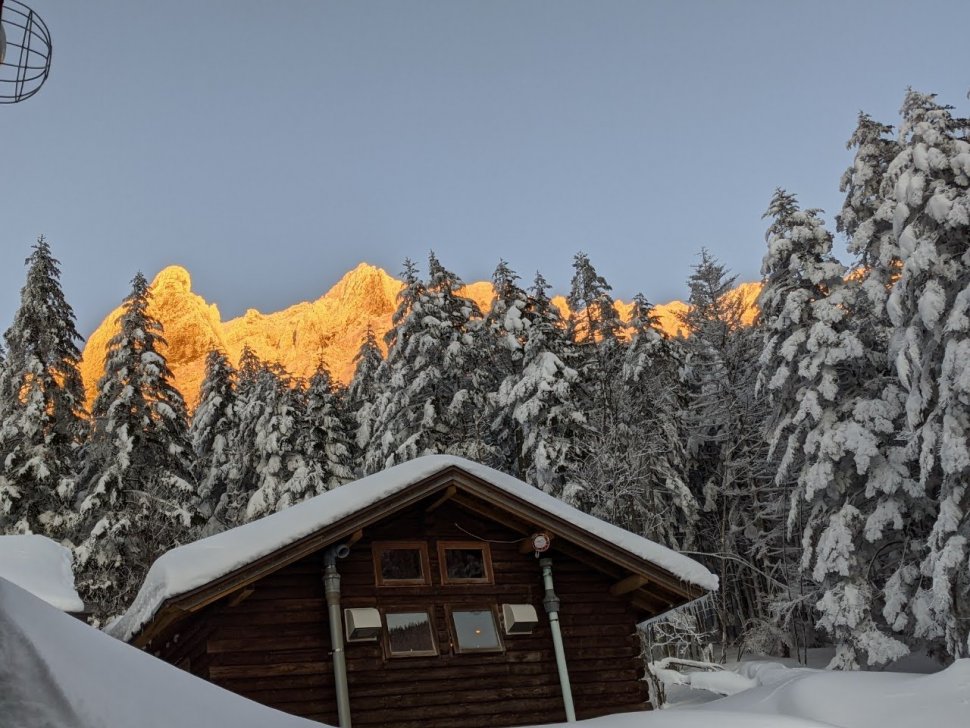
[346,528,365,547]
[610,574,649,597]
[226,587,255,608]
[425,485,457,512]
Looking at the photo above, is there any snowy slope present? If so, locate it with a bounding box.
[109,455,717,641]
[0,577,323,728]
[0,535,84,612]
[538,712,830,728]
[698,659,970,728]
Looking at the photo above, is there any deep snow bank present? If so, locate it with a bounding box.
[697,658,970,728]
[0,577,321,728]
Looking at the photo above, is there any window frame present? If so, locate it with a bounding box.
[382,608,439,658]
[437,540,495,585]
[446,605,505,654]
[372,540,432,587]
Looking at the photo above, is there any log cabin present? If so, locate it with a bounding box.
[110,456,717,728]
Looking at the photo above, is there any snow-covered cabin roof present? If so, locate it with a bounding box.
[0,534,84,613]
[0,578,322,728]
[109,455,718,644]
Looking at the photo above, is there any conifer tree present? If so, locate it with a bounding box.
[483,260,531,475]
[347,325,384,473]
[590,293,697,548]
[681,250,771,655]
[365,254,491,470]
[216,350,311,525]
[243,363,315,520]
[190,349,237,531]
[0,237,87,537]
[301,361,354,490]
[497,273,588,502]
[363,260,424,473]
[760,190,909,668]
[74,272,195,621]
[882,90,970,657]
[565,252,624,436]
[835,113,924,665]
[213,345,263,528]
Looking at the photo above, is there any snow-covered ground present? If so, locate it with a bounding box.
[0,577,320,728]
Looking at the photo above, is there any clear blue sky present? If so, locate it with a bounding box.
[2,0,968,337]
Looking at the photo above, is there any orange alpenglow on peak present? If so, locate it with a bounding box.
[78,263,761,410]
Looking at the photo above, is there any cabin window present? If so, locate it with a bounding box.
[373,541,430,586]
[384,610,438,657]
[449,607,503,653]
[438,541,493,584]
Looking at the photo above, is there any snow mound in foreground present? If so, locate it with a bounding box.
[0,534,84,612]
[539,710,831,727]
[0,577,321,728]
[701,659,970,728]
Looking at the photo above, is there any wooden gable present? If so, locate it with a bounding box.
[134,466,704,650]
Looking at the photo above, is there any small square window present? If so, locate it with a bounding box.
[385,610,437,657]
[373,541,430,586]
[438,541,493,584]
[450,608,503,653]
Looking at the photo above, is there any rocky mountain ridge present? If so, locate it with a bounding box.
[79,263,760,409]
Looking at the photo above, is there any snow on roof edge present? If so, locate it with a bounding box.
[0,534,85,613]
[108,455,718,642]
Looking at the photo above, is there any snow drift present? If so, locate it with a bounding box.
[0,577,321,728]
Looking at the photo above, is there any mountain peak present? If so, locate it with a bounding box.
[151,265,193,294]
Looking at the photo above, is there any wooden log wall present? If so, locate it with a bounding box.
[154,498,650,727]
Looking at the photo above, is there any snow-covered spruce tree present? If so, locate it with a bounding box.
[365,253,492,471]
[216,350,313,525]
[680,249,772,656]
[496,273,589,503]
[565,252,624,433]
[591,293,697,549]
[0,237,88,537]
[190,349,237,533]
[835,114,926,665]
[213,345,263,528]
[346,325,383,473]
[74,272,195,621]
[243,364,318,521]
[301,361,354,491]
[882,90,970,658]
[483,260,531,476]
[363,259,423,473]
[760,190,911,668]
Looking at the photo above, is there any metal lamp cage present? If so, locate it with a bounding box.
[0,0,52,104]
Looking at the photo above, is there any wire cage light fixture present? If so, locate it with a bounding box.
[0,0,52,104]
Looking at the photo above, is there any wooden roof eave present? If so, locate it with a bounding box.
[132,465,710,647]
[448,470,704,601]
[133,469,459,647]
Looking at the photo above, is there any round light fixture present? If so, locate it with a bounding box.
[530,532,552,553]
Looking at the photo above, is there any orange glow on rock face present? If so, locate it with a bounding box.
[78,263,761,410]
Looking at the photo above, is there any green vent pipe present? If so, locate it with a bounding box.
[540,556,576,722]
